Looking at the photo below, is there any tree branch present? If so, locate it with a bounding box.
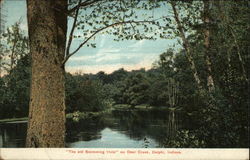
[62,20,154,65]
[68,0,104,14]
[129,22,136,34]
[65,0,82,61]
[229,25,248,82]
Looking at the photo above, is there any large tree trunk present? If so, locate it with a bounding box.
[203,0,215,92]
[26,0,67,147]
[170,2,203,91]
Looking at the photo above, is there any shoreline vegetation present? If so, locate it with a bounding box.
[0,104,178,123]
[66,104,179,122]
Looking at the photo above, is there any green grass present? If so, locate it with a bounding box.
[0,117,28,123]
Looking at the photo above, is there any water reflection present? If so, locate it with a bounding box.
[66,109,173,148]
[0,121,27,147]
[68,128,158,148]
[0,109,182,148]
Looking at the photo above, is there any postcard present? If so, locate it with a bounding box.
[0,0,249,159]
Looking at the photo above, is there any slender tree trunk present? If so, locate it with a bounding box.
[26,0,67,147]
[217,0,248,83]
[170,2,203,91]
[10,41,17,71]
[230,28,248,82]
[203,0,215,92]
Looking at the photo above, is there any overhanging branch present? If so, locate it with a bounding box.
[62,20,155,65]
[68,0,104,15]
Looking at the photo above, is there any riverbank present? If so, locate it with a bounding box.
[0,108,170,148]
[113,104,173,111]
[0,117,28,124]
[66,109,112,122]
[0,105,177,123]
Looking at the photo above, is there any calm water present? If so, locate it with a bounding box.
[0,109,183,148]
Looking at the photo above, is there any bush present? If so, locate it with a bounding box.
[164,130,205,148]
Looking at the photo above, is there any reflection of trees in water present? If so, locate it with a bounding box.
[0,123,27,147]
[0,128,4,147]
[65,109,184,147]
[111,110,169,145]
[0,110,184,147]
[167,110,178,140]
[66,116,105,143]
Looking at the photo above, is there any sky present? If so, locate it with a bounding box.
[2,0,179,74]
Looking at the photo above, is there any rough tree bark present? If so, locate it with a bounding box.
[203,0,215,92]
[26,0,67,147]
[170,2,203,91]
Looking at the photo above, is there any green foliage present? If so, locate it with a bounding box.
[121,72,150,106]
[0,22,29,72]
[67,0,165,56]
[192,88,249,148]
[65,74,107,112]
[158,0,249,148]
[0,55,31,119]
[165,130,205,148]
[0,22,30,119]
